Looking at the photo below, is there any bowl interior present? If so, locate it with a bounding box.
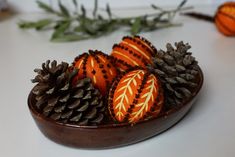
[28,66,204,129]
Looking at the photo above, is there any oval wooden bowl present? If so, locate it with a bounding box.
[28,66,203,149]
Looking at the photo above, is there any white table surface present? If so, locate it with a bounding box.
[0,6,235,157]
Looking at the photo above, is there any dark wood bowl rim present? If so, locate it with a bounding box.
[28,66,203,129]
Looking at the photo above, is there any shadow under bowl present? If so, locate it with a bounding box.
[28,66,203,149]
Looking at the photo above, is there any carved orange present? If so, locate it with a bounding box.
[111,36,157,71]
[215,2,235,36]
[73,50,118,95]
[108,68,164,124]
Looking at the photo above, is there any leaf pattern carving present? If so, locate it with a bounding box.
[129,74,159,123]
[113,70,144,121]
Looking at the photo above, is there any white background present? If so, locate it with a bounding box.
[7,0,229,12]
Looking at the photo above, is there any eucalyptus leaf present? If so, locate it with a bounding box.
[99,21,116,32]
[36,1,55,13]
[18,21,38,29]
[72,0,78,8]
[36,1,62,16]
[81,4,86,17]
[18,19,52,30]
[51,21,71,40]
[98,14,104,20]
[79,17,98,35]
[51,34,90,42]
[151,4,163,11]
[83,23,98,35]
[106,3,112,19]
[131,17,142,35]
[35,19,53,30]
[93,0,98,18]
[177,0,187,9]
[153,12,164,22]
[58,0,70,17]
[74,25,83,32]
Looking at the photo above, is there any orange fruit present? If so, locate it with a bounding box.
[73,50,118,96]
[215,2,235,36]
[111,36,157,71]
[108,68,164,124]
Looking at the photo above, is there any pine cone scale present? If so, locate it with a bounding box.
[70,113,82,122]
[76,102,89,112]
[48,97,58,107]
[61,110,73,119]
[68,99,81,109]
[59,93,70,103]
[54,105,65,113]
[85,108,97,119]
[50,113,61,121]
[73,89,84,99]
[91,114,104,123]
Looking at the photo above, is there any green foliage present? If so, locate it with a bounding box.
[18,0,191,42]
[19,19,52,30]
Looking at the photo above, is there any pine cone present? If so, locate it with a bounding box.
[147,41,199,110]
[31,60,105,126]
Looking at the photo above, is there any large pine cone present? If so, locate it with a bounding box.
[31,60,105,126]
[148,41,199,110]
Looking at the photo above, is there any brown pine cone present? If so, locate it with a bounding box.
[147,41,199,110]
[31,60,105,126]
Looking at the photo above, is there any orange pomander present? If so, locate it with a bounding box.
[73,50,118,96]
[108,68,164,124]
[111,36,157,71]
[215,2,235,36]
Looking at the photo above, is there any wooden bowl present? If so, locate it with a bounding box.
[28,66,203,149]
